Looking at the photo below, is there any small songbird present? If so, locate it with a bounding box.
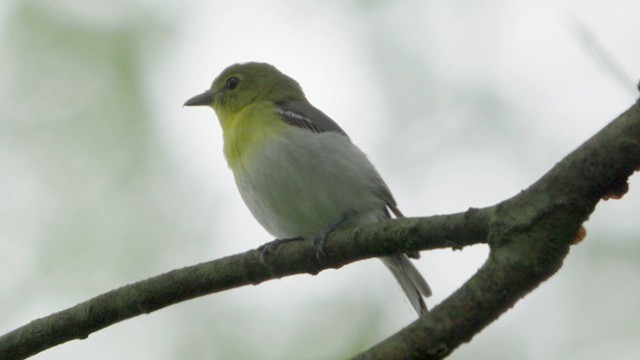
[184,62,431,315]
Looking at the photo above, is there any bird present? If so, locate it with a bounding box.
[184,62,431,316]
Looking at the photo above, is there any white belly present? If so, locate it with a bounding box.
[232,127,388,239]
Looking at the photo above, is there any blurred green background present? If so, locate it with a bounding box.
[1,1,639,359]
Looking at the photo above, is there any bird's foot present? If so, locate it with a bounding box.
[312,232,329,259]
[312,210,354,259]
[258,237,303,263]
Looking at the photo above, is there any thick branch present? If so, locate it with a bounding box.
[353,99,640,359]
[0,206,491,359]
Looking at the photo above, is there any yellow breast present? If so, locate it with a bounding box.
[218,102,288,169]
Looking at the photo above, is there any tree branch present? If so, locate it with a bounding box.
[1,100,638,360]
[0,202,491,359]
[353,99,640,359]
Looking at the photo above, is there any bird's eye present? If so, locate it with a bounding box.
[226,76,240,90]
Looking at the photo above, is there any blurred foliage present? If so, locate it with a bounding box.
[2,1,163,281]
[1,1,639,359]
[0,1,392,359]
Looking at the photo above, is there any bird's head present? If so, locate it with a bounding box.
[184,62,306,117]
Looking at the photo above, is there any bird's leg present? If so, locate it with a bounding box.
[258,237,303,262]
[313,210,355,258]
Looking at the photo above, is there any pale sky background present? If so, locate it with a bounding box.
[1,1,639,359]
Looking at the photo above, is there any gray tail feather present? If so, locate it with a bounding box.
[380,254,431,316]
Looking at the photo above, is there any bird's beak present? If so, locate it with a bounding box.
[184,90,214,107]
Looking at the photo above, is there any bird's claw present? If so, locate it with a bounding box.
[257,237,302,263]
[312,232,329,259]
[312,210,354,259]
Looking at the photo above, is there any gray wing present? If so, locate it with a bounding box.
[276,101,349,137]
[277,100,400,213]
[278,101,409,244]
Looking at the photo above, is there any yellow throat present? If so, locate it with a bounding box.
[216,101,288,169]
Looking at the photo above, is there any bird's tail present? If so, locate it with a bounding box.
[380,254,431,316]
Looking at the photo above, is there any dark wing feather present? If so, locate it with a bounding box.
[276,101,348,137]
